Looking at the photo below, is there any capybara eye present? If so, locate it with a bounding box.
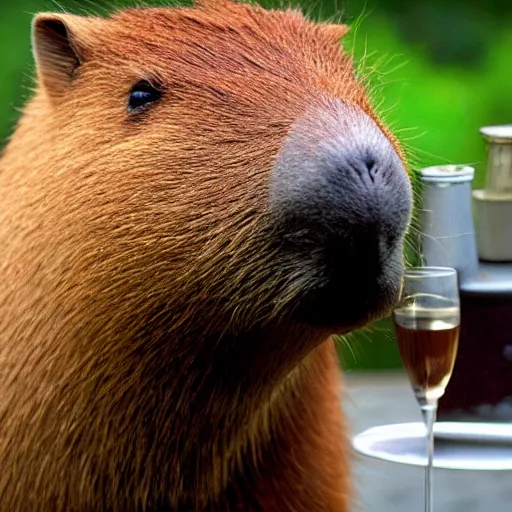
[127,80,162,113]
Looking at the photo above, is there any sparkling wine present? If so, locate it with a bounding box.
[393,306,460,401]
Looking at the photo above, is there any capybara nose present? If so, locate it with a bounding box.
[269,100,413,328]
[269,101,411,251]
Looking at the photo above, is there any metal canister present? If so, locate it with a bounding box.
[473,125,512,262]
[419,164,478,284]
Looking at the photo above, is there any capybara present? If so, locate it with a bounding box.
[0,0,412,510]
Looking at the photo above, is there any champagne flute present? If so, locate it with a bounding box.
[393,267,460,512]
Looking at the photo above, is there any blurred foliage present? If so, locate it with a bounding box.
[1,0,511,370]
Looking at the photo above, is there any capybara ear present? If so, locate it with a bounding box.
[31,13,99,101]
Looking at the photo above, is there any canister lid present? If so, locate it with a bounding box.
[420,164,475,183]
[480,125,512,143]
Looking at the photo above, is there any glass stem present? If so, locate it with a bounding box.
[421,401,438,512]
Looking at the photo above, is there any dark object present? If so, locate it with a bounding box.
[438,292,512,416]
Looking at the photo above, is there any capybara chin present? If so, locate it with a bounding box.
[0,0,412,510]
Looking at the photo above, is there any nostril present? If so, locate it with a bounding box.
[364,155,378,182]
[341,152,381,184]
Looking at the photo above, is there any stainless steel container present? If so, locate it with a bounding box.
[473,125,512,262]
[419,165,478,283]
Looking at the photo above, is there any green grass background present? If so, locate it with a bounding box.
[1,0,511,370]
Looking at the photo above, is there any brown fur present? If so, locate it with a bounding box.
[0,1,405,510]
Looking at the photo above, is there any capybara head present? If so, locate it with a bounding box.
[20,0,411,333]
[0,0,412,508]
